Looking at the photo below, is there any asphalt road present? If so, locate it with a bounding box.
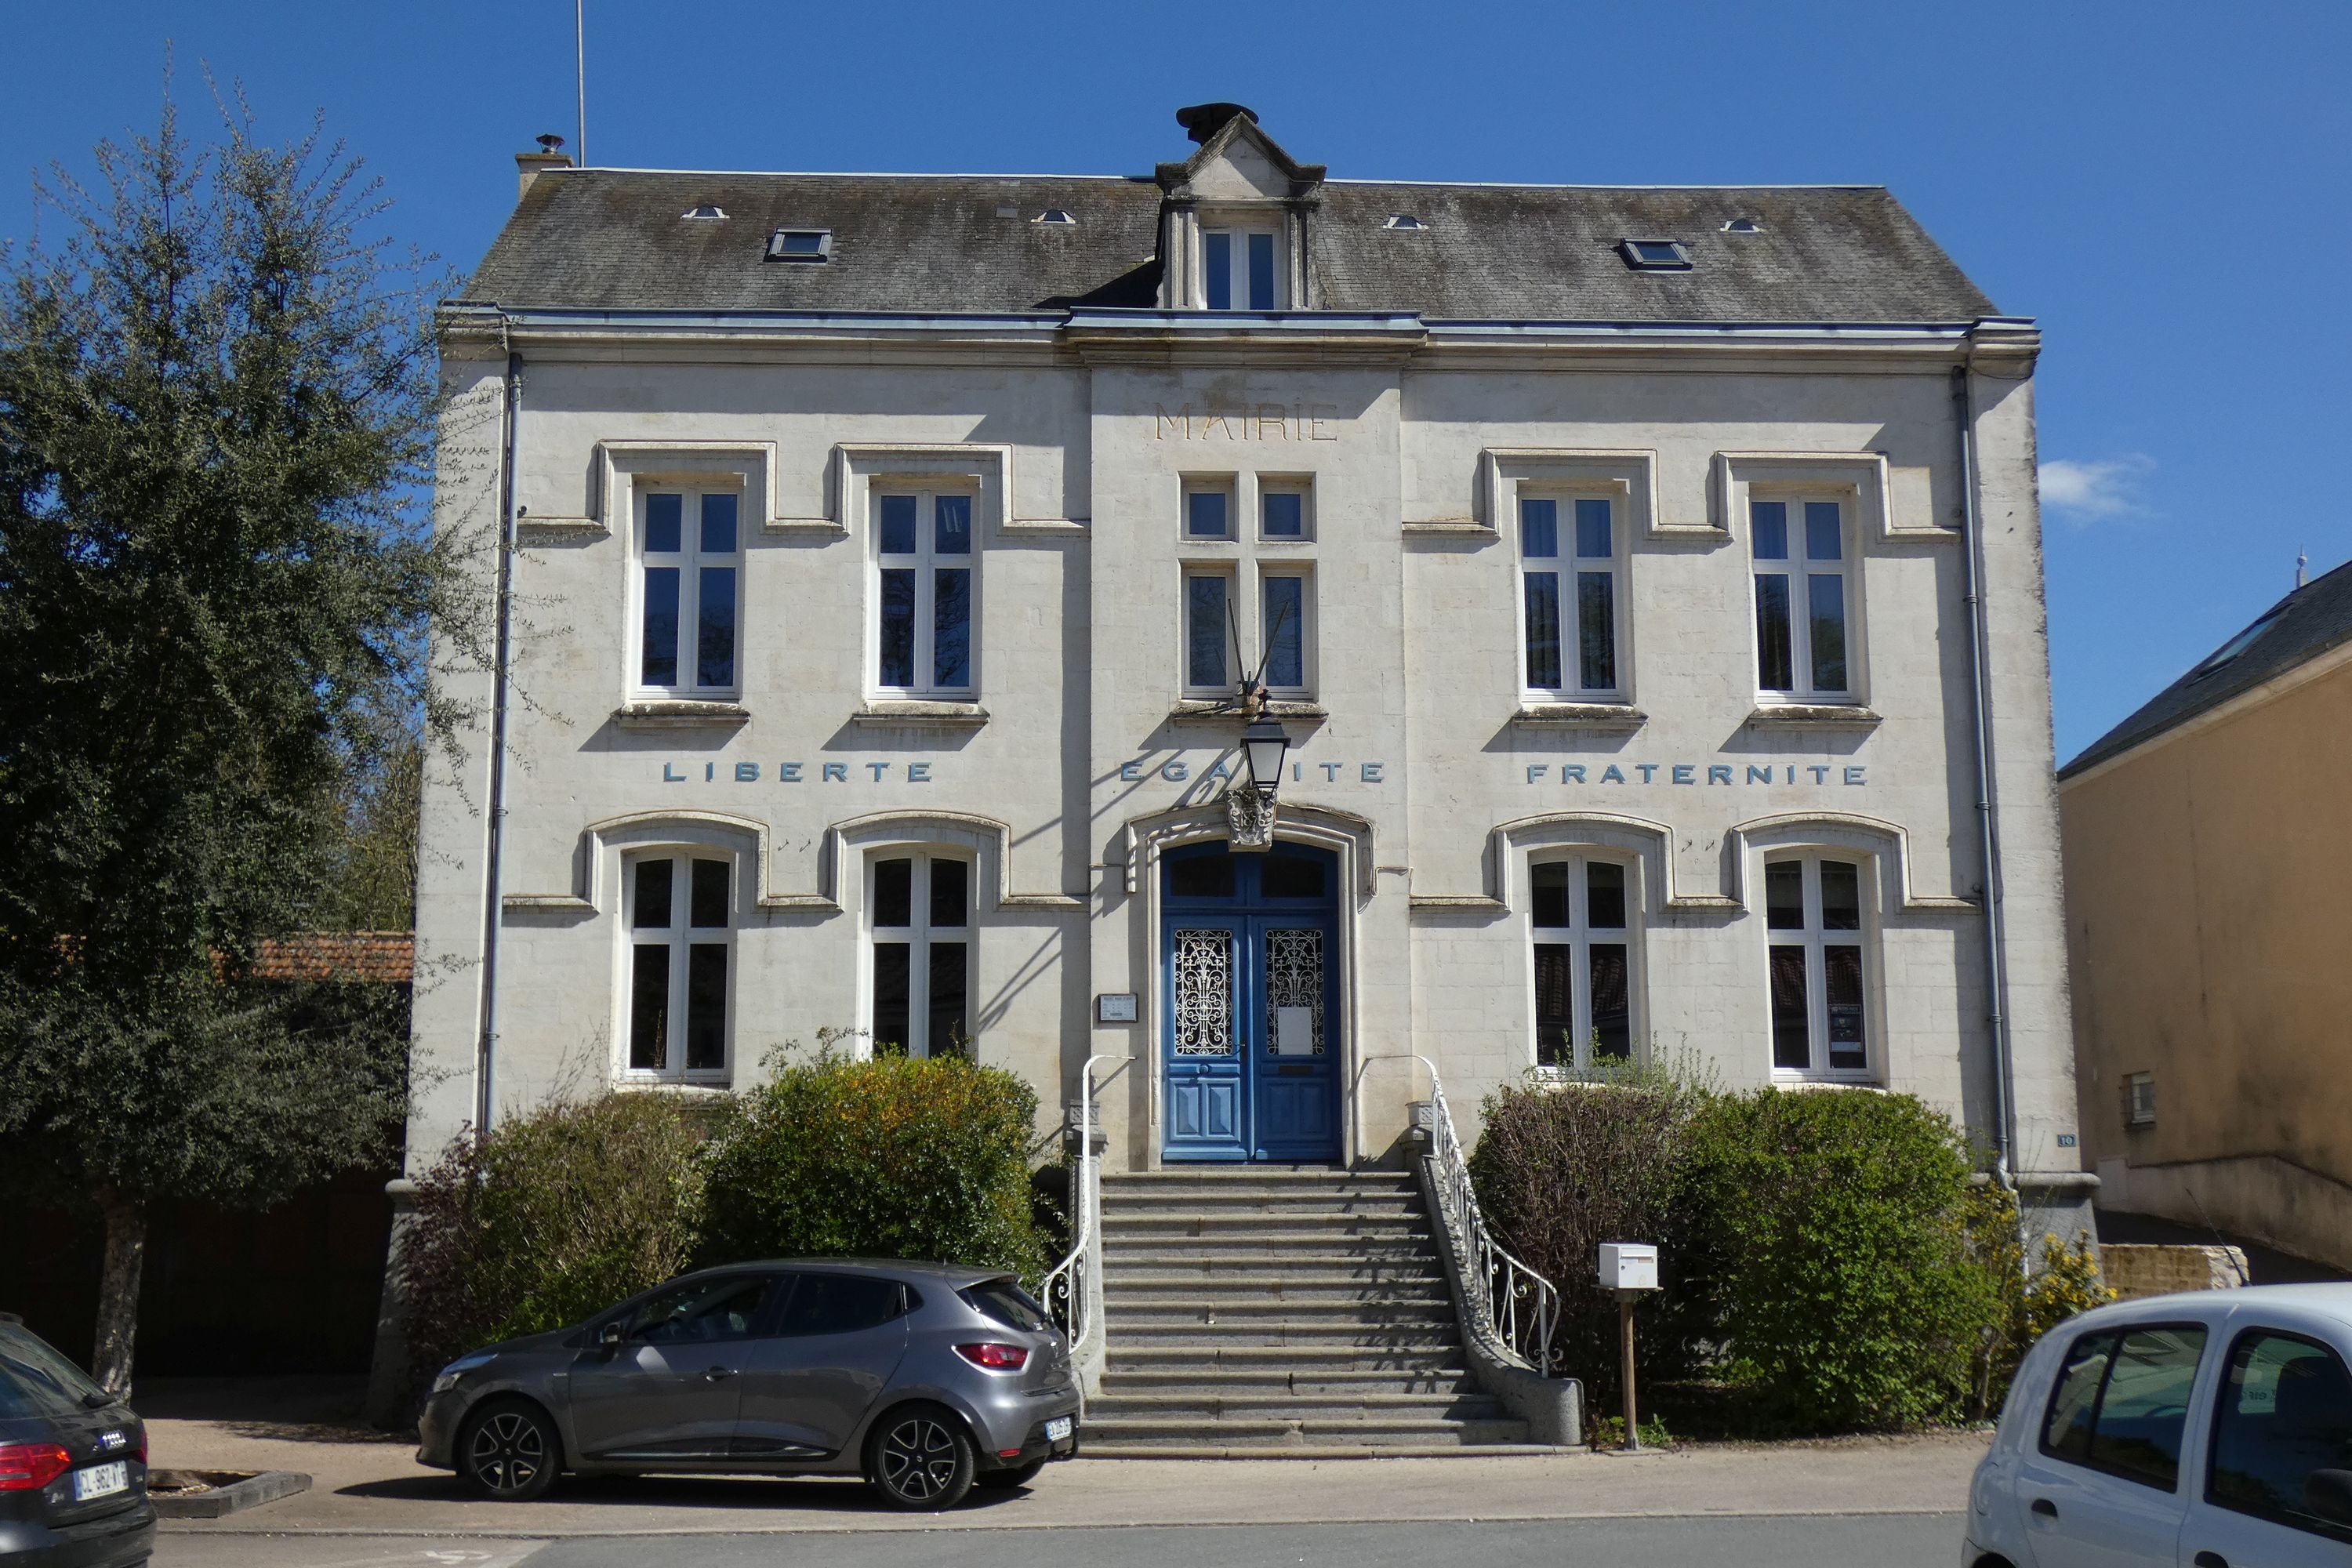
[158,1514,1969,1567]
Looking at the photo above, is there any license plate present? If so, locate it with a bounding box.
[73,1461,128,1501]
[1045,1417,1073,1443]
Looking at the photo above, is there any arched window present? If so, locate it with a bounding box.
[622,849,735,1081]
[869,851,971,1058]
[1762,853,1872,1079]
[1529,855,1635,1069]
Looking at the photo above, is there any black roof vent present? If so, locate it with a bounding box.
[1176,103,1258,144]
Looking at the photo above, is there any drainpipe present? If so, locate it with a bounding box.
[1952,358,2017,1199]
[475,335,523,1137]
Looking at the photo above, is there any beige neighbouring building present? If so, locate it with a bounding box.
[379,105,2092,1422]
[2059,560,2352,1272]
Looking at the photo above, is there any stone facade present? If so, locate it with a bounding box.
[404,111,2087,1222]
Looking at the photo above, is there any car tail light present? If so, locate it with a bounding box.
[954,1341,1029,1371]
[0,1443,72,1491]
[132,1436,147,1465]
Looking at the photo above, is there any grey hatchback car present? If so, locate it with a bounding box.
[418,1260,1079,1511]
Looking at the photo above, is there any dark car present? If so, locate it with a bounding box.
[418,1261,1080,1512]
[0,1316,152,1567]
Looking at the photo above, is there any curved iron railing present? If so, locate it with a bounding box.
[1039,1054,1112,1357]
[1414,1054,1562,1375]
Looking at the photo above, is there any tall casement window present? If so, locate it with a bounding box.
[1752,499,1852,700]
[875,492,976,697]
[1763,855,1871,1078]
[1521,496,1621,699]
[1184,568,1233,695]
[1260,569,1311,694]
[1202,225,1279,310]
[624,851,733,1080]
[637,490,741,695]
[1530,856,1634,1069]
[869,852,971,1058]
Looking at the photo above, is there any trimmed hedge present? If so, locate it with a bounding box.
[1466,1069,1711,1399]
[698,1051,1048,1279]
[398,1091,706,1396]
[1473,1076,2107,1433]
[1683,1088,2000,1429]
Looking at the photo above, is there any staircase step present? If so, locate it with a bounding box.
[1104,1325,1459,1351]
[1087,1391,1508,1421]
[1103,1362,1475,1387]
[1078,1417,1535,1448]
[1105,1216,1432,1241]
[1105,1343,1467,1370]
[1109,1277,1447,1305]
[1104,1196,1425,1219]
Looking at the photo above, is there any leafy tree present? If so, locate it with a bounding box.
[0,88,474,1393]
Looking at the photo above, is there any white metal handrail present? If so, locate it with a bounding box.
[1413,1054,1563,1376]
[1040,1054,1113,1358]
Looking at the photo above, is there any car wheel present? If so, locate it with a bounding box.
[457,1399,561,1501]
[866,1402,976,1511]
[975,1458,1046,1490]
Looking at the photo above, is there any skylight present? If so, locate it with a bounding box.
[1619,238,1691,271]
[1385,214,1425,230]
[1036,209,1076,225]
[1722,218,1762,234]
[2190,611,2283,679]
[765,229,833,263]
[683,204,728,220]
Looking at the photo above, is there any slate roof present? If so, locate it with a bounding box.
[2059,557,2352,780]
[460,168,1998,323]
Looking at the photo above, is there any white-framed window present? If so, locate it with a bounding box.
[1763,854,1871,1078]
[622,850,735,1081]
[1182,476,1236,540]
[1201,223,1282,310]
[1520,495,1621,699]
[636,488,742,696]
[873,490,976,697]
[1259,477,1312,540]
[1752,498,1853,701]
[1183,566,1236,696]
[869,851,971,1058]
[1530,855,1634,1069]
[1258,566,1312,696]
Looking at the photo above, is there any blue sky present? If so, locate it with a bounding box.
[3,0,2344,761]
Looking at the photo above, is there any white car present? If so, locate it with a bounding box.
[1967,1282,2352,1566]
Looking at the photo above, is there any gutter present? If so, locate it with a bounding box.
[1952,361,2017,1197]
[475,328,523,1137]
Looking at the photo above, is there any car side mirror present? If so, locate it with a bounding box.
[598,1321,624,1348]
[2307,1469,2352,1527]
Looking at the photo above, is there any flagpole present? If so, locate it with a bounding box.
[575,0,587,167]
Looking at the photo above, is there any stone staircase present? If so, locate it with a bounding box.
[1085,1167,1550,1454]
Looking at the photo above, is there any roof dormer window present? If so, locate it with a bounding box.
[766,228,833,263]
[683,204,728,220]
[1385,213,1425,230]
[1035,209,1076,225]
[1202,221,1282,310]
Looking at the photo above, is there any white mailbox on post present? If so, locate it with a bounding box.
[1598,1243,1659,1292]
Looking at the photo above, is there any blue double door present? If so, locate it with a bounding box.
[1160,844,1342,1163]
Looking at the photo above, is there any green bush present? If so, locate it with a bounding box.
[1684,1088,2002,1431]
[1469,1065,1713,1396]
[1967,1188,2115,1417]
[699,1048,1048,1280]
[399,1091,706,1397]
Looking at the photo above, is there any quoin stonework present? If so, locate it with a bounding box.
[396,106,2091,1368]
